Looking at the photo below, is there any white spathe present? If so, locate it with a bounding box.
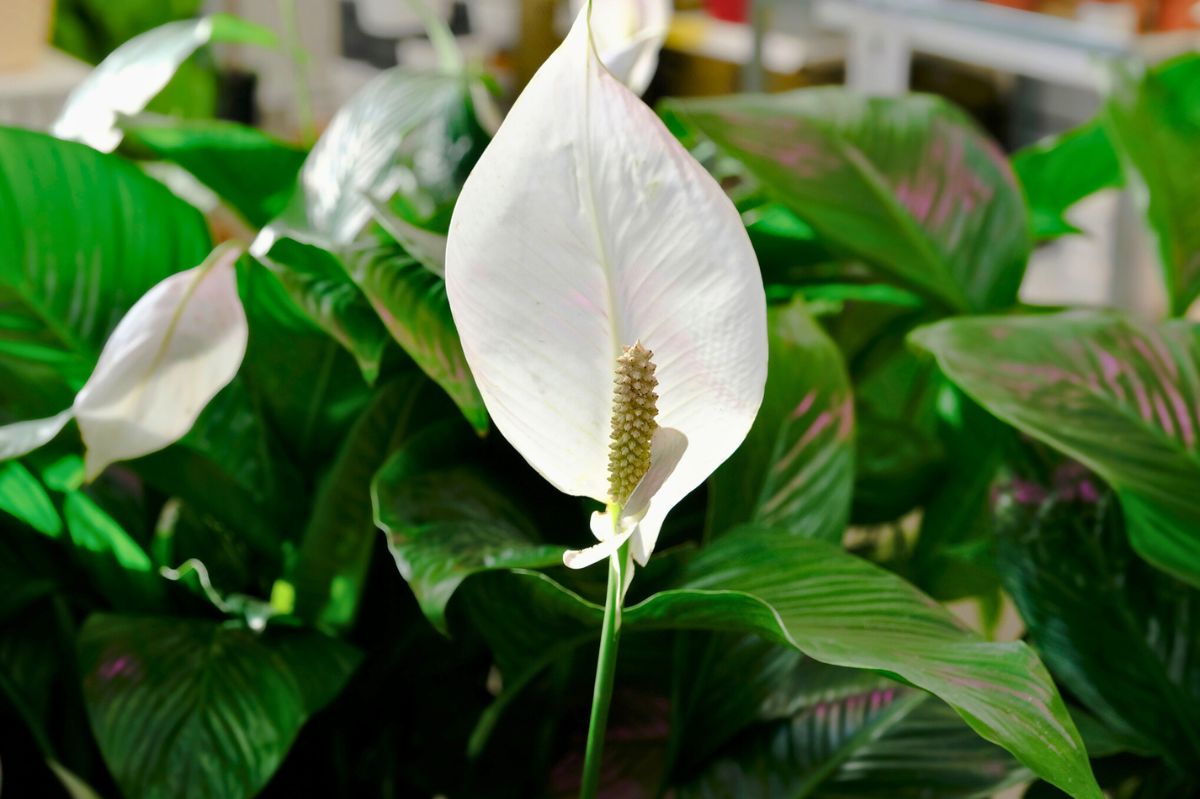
[74,245,248,480]
[54,18,221,153]
[445,8,767,567]
[573,0,672,95]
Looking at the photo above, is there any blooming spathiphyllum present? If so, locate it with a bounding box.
[0,245,248,480]
[445,5,765,793]
[446,6,767,574]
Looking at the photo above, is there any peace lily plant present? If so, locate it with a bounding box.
[445,4,767,793]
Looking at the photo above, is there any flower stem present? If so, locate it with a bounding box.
[278,0,317,147]
[580,533,629,799]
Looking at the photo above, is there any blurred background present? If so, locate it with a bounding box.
[1,0,1198,314]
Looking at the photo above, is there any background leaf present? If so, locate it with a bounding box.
[373,420,563,634]
[995,480,1200,774]
[64,491,164,610]
[346,240,486,432]
[663,89,1031,312]
[284,373,455,628]
[121,115,307,227]
[79,614,360,799]
[622,532,1099,799]
[252,241,390,384]
[680,666,1023,798]
[912,312,1200,587]
[0,127,211,394]
[1012,121,1123,241]
[1105,55,1200,315]
[254,67,488,412]
[0,462,62,537]
[706,297,853,541]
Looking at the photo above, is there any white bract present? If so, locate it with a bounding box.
[445,7,767,570]
[0,246,248,481]
[572,0,672,95]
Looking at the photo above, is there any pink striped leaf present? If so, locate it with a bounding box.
[662,90,1030,313]
[706,297,853,541]
[912,311,1200,587]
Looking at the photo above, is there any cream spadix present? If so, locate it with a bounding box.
[445,7,767,567]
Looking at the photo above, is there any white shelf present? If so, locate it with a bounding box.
[814,0,1200,93]
[0,49,90,131]
[665,10,846,74]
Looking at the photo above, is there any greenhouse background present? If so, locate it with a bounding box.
[1,1,1198,798]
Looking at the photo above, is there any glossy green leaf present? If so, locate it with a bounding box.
[707,298,853,541]
[663,89,1031,312]
[912,312,1200,587]
[0,462,61,536]
[346,241,486,432]
[253,241,391,384]
[372,421,562,634]
[457,533,1098,798]
[53,14,277,153]
[850,339,945,525]
[1105,55,1200,315]
[121,115,307,227]
[286,374,456,628]
[0,127,211,389]
[623,533,1099,799]
[1012,121,1123,241]
[681,668,1023,798]
[78,614,360,799]
[235,261,370,463]
[254,67,488,403]
[995,480,1200,770]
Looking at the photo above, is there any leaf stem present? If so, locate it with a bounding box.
[580,507,629,799]
[278,0,317,146]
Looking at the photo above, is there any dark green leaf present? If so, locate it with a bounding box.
[121,115,307,227]
[79,614,360,799]
[372,421,562,634]
[663,89,1031,312]
[995,481,1200,769]
[681,668,1023,798]
[910,388,1009,602]
[252,241,391,384]
[235,261,370,463]
[63,491,164,609]
[912,312,1200,587]
[346,241,487,432]
[1012,121,1123,241]
[285,374,456,628]
[1104,55,1200,315]
[707,298,853,541]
